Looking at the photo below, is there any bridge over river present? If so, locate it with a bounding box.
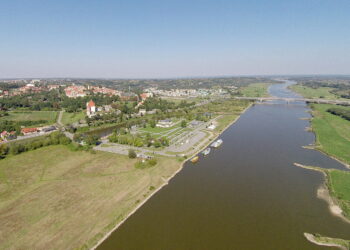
[235,96,350,105]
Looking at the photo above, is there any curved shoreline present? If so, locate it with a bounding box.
[90,103,253,250]
[304,233,348,250]
[293,163,350,224]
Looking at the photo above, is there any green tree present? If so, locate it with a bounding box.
[150,119,156,128]
[0,144,9,158]
[181,120,187,128]
[85,135,99,145]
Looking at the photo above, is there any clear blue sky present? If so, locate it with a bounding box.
[1,0,349,78]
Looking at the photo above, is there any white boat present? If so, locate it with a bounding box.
[202,148,211,156]
[211,139,223,148]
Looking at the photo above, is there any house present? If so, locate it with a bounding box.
[0,131,15,141]
[86,100,96,117]
[140,92,153,100]
[138,109,146,116]
[64,85,87,98]
[21,127,38,135]
[156,119,174,128]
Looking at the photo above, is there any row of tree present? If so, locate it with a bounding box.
[0,132,71,159]
[327,107,350,121]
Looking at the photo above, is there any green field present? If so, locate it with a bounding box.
[290,85,340,99]
[0,145,181,249]
[328,169,350,219]
[310,104,350,165]
[61,111,86,125]
[215,114,238,132]
[0,111,58,125]
[240,83,271,97]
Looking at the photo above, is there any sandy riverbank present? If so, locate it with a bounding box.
[293,163,350,224]
[90,103,253,250]
[304,233,348,250]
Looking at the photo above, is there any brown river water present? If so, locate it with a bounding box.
[97,81,350,250]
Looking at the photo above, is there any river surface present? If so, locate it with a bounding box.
[98,81,350,250]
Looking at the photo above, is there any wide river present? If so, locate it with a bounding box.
[98,81,350,249]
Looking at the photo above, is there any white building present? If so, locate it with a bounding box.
[156,119,174,128]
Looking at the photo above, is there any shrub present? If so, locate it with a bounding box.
[148,158,157,166]
[128,149,137,159]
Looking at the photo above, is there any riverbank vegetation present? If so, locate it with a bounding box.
[295,165,350,247]
[0,145,181,249]
[304,233,350,249]
[310,104,350,165]
[289,77,350,100]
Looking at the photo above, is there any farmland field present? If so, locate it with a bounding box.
[0,111,58,125]
[61,111,86,125]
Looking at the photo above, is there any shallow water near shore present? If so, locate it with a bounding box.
[97,81,350,250]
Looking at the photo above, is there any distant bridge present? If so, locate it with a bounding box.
[235,97,350,105]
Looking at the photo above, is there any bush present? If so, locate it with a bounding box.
[134,158,157,169]
[84,135,99,145]
[148,158,157,166]
[327,107,350,121]
[0,144,9,159]
[128,149,137,159]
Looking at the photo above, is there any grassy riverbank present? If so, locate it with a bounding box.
[310,104,350,166]
[0,145,181,249]
[289,84,340,99]
[295,164,350,248]
[304,233,350,250]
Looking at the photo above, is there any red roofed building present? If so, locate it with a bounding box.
[86,100,96,117]
[21,127,38,135]
[140,92,152,100]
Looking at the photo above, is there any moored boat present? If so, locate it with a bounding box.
[202,148,211,156]
[211,139,223,148]
[191,156,199,163]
